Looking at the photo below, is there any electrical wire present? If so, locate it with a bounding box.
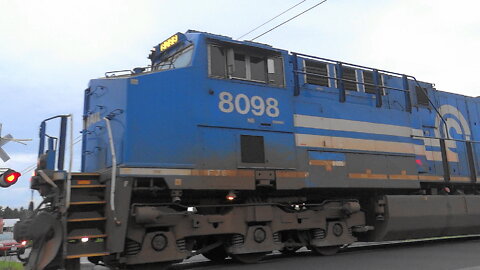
[251,0,328,41]
[21,164,37,174]
[236,0,307,40]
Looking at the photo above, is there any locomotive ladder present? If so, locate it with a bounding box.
[65,172,109,261]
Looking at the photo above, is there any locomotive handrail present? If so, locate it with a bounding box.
[104,117,118,222]
[410,76,450,140]
[105,66,154,78]
[66,114,74,210]
[38,114,74,209]
[105,69,132,78]
[38,114,71,170]
[292,52,413,78]
[37,170,59,189]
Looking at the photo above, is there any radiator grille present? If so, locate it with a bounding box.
[305,60,329,87]
[363,71,383,94]
[342,67,357,91]
[416,86,429,106]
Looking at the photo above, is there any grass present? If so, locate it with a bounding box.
[0,261,23,270]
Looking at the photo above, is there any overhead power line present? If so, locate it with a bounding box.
[21,164,37,175]
[237,0,307,40]
[251,0,328,41]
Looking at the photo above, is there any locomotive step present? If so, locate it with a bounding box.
[66,252,110,260]
[67,217,107,222]
[69,201,106,205]
[67,234,107,240]
[67,210,104,219]
[68,210,104,220]
[71,172,100,177]
[68,228,105,239]
[67,238,107,258]
[71,184,106,188]
[66,172,108,260]
[70,193,104,202]
[70,179,103,186]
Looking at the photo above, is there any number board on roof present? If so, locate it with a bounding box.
[160,33,182,52]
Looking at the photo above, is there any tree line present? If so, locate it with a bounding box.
[0,206,30,219]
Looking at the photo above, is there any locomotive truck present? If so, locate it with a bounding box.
[13,30,480,269]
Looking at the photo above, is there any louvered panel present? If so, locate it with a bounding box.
[363,71,384,94]
[416,86,429,106]
[305,60,329,87]
[342,67,357,91]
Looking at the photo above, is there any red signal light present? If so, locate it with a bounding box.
[6,171,20,183]
[0,169,21,187]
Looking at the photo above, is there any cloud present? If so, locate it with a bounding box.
[357,0,480,95]
[3,153,37,165]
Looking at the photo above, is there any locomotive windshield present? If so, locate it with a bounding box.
[152,45,194,71]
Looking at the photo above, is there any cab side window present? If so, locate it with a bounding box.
[267,57,284,86]
[208,43,284,87]
[233,53,247,79]
[250,56,266,82]
[208,45,226,78]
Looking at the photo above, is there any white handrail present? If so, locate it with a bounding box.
[66,114,73,210]
[104,117,117,213]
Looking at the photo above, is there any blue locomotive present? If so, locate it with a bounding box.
[15,30,480,270]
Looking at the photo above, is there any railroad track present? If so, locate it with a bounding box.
[166,235,480,270]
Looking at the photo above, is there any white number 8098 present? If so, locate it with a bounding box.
[218,91,280,117]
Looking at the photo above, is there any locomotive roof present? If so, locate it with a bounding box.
[186,29,286,54]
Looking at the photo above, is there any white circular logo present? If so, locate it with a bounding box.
[434,104,471,141]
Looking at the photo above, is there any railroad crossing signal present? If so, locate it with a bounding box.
[0,123,31,162]
[0,168,21,187]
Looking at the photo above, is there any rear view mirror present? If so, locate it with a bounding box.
[267,58,275,74]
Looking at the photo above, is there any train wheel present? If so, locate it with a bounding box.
[231,252,266,264]
[203,246,228,262]
[310,245,341,256]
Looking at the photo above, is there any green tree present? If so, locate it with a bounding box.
[3,206,13,218]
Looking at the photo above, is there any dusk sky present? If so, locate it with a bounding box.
[0,0,479,207]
